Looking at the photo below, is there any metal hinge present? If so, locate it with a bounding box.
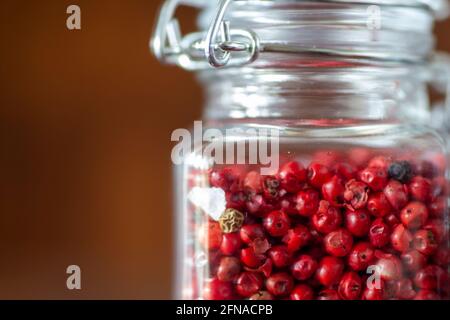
[150,0,260,70]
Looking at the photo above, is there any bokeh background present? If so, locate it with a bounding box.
[0,0,449,299]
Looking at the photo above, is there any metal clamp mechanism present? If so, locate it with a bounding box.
[151,0,260,70]
[204,0,259,68]
[151,0,190,65]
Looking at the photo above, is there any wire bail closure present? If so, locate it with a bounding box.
[151,0,260,69]
[204,0,259,67]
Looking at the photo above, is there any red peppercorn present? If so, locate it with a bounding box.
[240,247,264,268]
[290,284,314,300]
[243,171,262,193]
[360,166,388,191]
[291,254,318,281]
[312,200,342,234]
[280,194,298,215]
[315,256,344,287]
[226,191,247,211]
[400,201,429,230]
[313,150,342,167]
[324,229,354,257]
[429,196,446,218]
[348,148,372,169]
[348,242,375,271]
[384,213,400,229]
[343,179,369,210]
[423,219,446,243]
[308,229,324,247]
[367,192,392,218]
[263,211,291,237]
[413,229,439,256]
[333,162,357,181]
[200,221,223,250]
[433,245,450,267]
[262,175,281,200]
[390,224,413,252]
[268,245,291,268]
[240,224,265,244]
[322,175,345,207]
[266,272,294,297]
[414,290,440,300]
[414,265,447,290]
[278,161,307,193]
[338,271,362,300]
[209,167,241,192]
[369,218,390,248]
[416,160,438,179]
[307,162,332,189]
[204,277,235,300]
[383,180,409,210]
[217,257,241,282]
[345,209,371,237]
[384,278,416,300]
[368,156,392,170]
[431,176,448,198]
[220,232,242,255]
[282,225,311,253]
[317,289,340,300]
[401,250,427,273]
[244,258,273,278]
[408,176,431,202]
[245,194,277,217]
[235,272,263,298]
[296,189,320,217]
[250,238,271,255]
[375,254,403,281]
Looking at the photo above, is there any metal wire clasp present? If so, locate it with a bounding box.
[204,0,259,68]
[151,0,260,69]
[151,0,190,64]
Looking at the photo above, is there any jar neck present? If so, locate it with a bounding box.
[199,64,431,123]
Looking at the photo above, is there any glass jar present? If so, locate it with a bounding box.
[152,0,450,300]
[430,53,450,148]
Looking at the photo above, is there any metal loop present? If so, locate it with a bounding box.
[204,0,260,68]
[151,0,181,64]
[151,0,259,69]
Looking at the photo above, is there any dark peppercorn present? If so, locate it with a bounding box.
[388,161,413,183]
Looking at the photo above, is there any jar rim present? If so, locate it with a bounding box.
[192,0,449,19]
[152,0,446,70]
[197,1,436,68]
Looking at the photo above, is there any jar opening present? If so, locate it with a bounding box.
[197,1,436,68]
[151,0,447,70]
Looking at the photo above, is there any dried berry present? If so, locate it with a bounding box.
[219,208,245,233]
[194,152,447,300]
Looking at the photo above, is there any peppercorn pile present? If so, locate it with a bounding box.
[198,152,449,300]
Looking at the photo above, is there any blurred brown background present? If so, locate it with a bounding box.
[0,0,449,300]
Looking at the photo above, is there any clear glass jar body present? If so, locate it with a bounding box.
[175,66,450,300]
